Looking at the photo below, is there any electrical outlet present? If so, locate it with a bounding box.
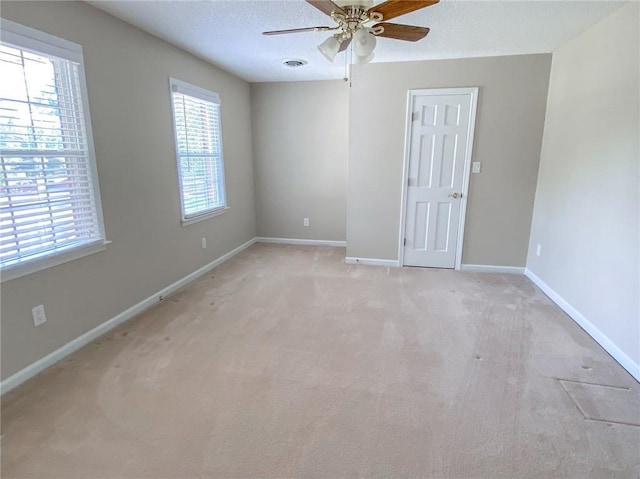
[472,162,481,174]
[201,237,207,249]
[32,304,47,327]
[536,244,542,257]
[303,218,310,227]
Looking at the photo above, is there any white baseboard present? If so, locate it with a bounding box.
[525,268,639,383]
[345,257,400,267]
[460,264,525,274]
[0,237,257,396]
[255,237,346,247]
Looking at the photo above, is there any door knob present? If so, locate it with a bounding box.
[448,192,461,199]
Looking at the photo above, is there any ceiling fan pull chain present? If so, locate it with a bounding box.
[344,40,349,83]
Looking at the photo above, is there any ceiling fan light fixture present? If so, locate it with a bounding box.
[352,28,376,58]
[353,51,374,65]
[318,35,341,62]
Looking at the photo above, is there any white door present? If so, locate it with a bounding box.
[402,89,478,268]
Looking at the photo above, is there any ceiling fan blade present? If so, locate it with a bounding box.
[338,37,352,52]
[306,0,345,17]
[263,26,335,35]
[368,0,439,21]
[373,23,430,42]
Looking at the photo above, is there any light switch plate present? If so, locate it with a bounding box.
[472,162,481,174]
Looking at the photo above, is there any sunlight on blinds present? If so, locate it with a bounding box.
[0,43,101,268]
[171,89,226,219]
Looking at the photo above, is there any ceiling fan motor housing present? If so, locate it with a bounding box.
[331,3,382,42]
[334,0,374,8]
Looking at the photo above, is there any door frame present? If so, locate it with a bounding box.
[398,87,479,270]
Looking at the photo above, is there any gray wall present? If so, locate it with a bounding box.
[347,54,552,265]
[527,3,639,368]
[0,1,256,380]
[251,81,348,241]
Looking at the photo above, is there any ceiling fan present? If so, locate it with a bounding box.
[263,0,439,64]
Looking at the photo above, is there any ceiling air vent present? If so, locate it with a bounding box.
[283,59,307,68]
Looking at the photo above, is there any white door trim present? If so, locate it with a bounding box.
[398,87,479,270]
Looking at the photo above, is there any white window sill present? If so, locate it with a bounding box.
[0,240,111,283]
[181,206,229,227]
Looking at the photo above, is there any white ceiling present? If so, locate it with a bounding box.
[89,0,627,82]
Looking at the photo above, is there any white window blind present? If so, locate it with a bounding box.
[0,20,105,279]
[170,78,227,222]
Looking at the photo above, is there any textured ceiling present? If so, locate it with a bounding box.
[89,0,627,82]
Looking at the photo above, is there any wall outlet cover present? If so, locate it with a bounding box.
[32,305,47,327]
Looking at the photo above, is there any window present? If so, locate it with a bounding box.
[169,78,227,225]
[0,20,105,282]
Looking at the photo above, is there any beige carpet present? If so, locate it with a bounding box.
[2,244,639,478]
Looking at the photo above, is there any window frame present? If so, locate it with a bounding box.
[0,19,107,283]
[168,77,228,227]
